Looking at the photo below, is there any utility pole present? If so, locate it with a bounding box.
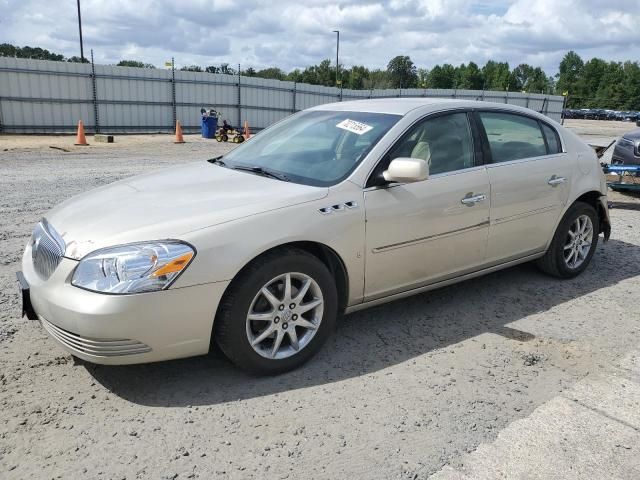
[76,0,85,62]
[333,30,340,86]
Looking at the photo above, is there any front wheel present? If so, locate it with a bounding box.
[536,201,599,278]
[214,248,338,375]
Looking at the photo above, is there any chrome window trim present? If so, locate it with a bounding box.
[484,152,568,169]
[362,164,487,192]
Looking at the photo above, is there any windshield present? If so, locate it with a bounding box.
[220,110,401,186]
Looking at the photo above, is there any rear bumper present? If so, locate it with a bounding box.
[21,248,229,365]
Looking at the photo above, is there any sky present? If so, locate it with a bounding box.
[1,0,639,74]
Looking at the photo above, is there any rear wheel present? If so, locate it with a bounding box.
[214,248,337,375]
[222,134,228,142]
[536,202,599,278]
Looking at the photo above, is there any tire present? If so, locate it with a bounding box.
[215,136,222,142]
[222,134,228,142]
[536,201,599,278]
[214,248,338,375]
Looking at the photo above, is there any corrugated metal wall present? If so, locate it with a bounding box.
[0,57,565,134]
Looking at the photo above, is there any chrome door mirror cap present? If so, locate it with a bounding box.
[383,158,429,183]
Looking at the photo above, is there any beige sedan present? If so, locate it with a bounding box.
[18,99,611,374]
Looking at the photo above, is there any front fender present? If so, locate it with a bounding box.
[174,187,366,306]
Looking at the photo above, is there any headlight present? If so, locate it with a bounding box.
[71,241,195,294]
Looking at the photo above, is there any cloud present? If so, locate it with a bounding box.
[1,0,639,73]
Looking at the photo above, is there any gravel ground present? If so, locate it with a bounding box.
[1,131,640,479]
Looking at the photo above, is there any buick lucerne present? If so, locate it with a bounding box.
[18,99,611,374]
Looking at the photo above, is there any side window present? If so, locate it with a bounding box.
[479,112,547,163]
[387,112,474,175]
[541,123,562,154]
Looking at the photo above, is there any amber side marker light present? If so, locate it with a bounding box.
[151,252,194,277]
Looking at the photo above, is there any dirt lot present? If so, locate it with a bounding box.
[1,127,640,479]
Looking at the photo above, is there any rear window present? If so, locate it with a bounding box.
[479,112,547,163]
[541,123,562,154]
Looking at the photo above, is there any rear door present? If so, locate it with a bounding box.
[476,111,573,263]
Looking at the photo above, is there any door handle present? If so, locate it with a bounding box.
[548,176,566,186]
[461,194,487,205]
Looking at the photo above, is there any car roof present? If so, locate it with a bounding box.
[309,98,550,119]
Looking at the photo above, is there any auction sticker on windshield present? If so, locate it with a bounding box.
[336,119,374,135]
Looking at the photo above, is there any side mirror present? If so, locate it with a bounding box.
[383,157,429,183]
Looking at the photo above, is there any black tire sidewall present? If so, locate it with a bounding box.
[551,202,599,278]
[215,251,338,375]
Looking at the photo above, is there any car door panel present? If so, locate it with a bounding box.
[485,153,572,262]
[364,167,490,300]
[475,111,574,263]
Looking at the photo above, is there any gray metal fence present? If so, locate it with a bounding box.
[0,57,565,134]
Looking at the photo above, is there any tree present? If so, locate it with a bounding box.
[622,61,640,110]
[594,62,625,109]
[454,62,483,89]
[67,56,90,63]
[427,64,455,88]
[363,69,392,89]
[556,50,584,101]
[117,60,155,68]
[255,67,286,80]
[286,69,302,83]
[298,59,334,86]
[219,63,235,75]
[526,67,552,93]
[576,58,608,106]
[0,44,65,61]
[387,55,418,88]
[347,65,371,90]
[482,61,510,90]
[511,63,533,90]
[180,65,203,72]
[417,68,429,88]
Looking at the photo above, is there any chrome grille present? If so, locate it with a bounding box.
[31,220,65,280]
[41,318,151,357]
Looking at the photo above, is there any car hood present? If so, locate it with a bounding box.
[47,161,328,259]
[622,129,640,142]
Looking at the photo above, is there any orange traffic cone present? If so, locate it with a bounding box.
[174,120,185,144]
[74,120,88,146]
[243,120,251,140]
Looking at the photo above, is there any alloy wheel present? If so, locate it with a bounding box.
[246,272,324,360]
[563,214,594,269]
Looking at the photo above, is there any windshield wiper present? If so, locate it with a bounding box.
[232,165,290,182]
[207,156,226,167]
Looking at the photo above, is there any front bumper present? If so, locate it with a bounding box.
[20,248,229,365]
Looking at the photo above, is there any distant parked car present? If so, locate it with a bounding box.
[18,99,611,374]
[612,129,640,164]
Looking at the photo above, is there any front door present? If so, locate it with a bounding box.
[363,112,490,300]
